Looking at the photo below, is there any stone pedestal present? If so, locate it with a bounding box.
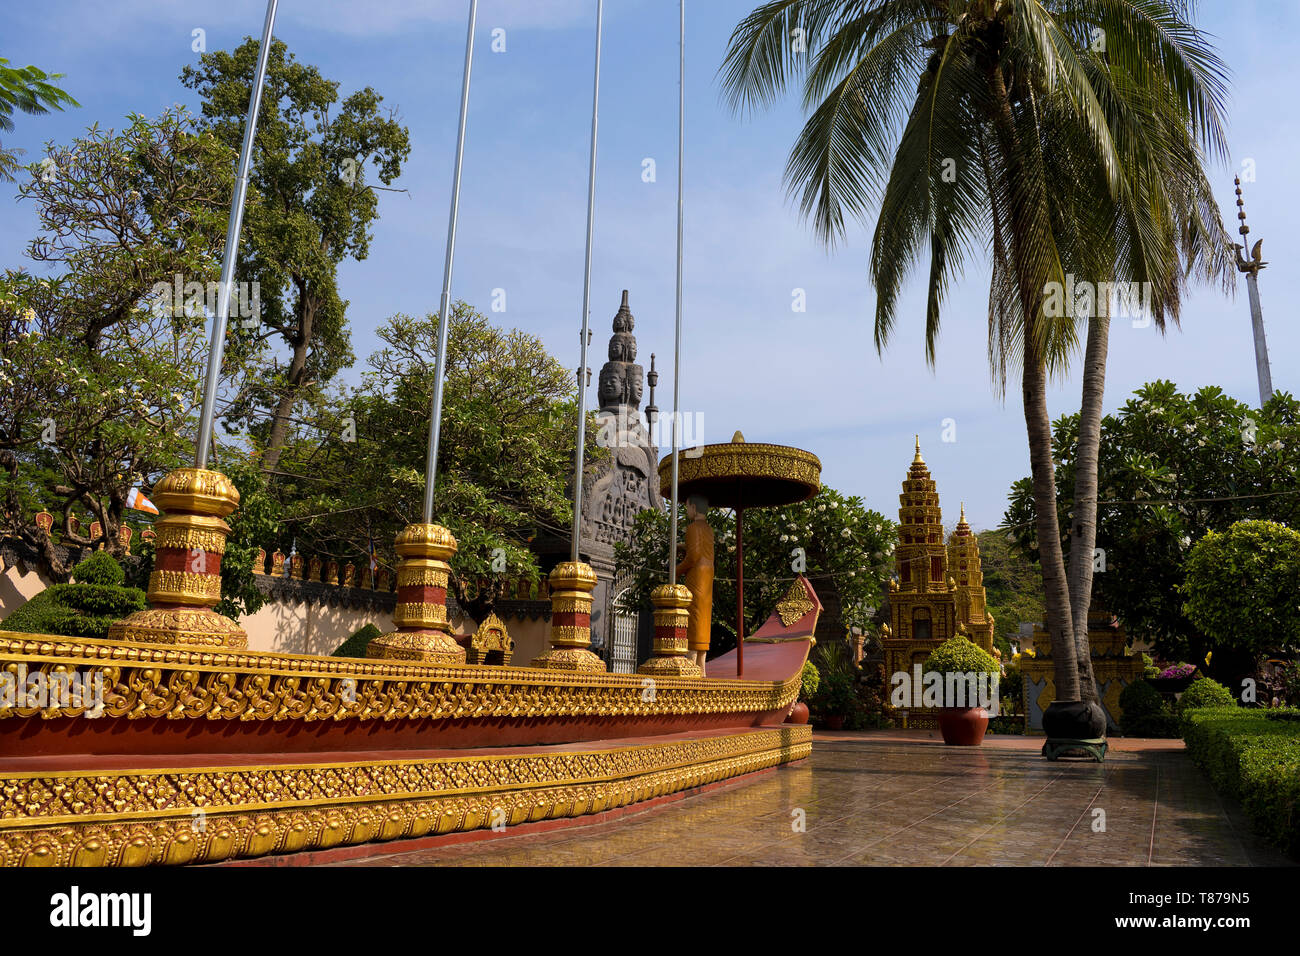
[365,523,466,664]
[638,583,700,676]
[108,467,247,649]
[531,561,607,672]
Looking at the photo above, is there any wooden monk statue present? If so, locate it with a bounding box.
[677,494,714,676]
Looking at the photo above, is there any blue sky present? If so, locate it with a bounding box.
[4,0,1296,531]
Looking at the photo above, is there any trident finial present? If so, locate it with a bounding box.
[1233,177,1266,274]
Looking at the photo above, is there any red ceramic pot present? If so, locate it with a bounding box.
[937,707,989,746]
[786,701,810,725]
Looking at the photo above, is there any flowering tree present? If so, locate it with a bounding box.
[615,485,895,656]
[1005,381,1300,672]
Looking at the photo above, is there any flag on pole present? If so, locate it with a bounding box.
[368,534,378,574]
[125,487,159,515]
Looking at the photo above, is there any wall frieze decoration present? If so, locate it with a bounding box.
[0,632,799,723]
[0,725,810,867]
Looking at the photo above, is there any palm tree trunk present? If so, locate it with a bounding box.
[987,62,1081,703]
[1066,314,1108,702]
[1021,325,1082,702]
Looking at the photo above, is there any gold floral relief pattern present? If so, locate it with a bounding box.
[0,726,810,867]
[0,632,799,722]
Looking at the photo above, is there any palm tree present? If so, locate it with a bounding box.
[0,58,78,180]
[722,0,1233,712]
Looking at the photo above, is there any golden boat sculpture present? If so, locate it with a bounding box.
[0,577,821,867]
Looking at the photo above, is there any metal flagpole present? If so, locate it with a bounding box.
[422,0,480,522]
[667,0,685,586]
[195,0,279,469]
[569,0,604,562]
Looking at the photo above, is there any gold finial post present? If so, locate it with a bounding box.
[913,435,924,464]
[108,468,247,648]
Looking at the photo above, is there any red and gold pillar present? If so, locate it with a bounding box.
[638,583,700,676]
[366,523,466,664]
[530,561,606,672]
[108,467,246,648]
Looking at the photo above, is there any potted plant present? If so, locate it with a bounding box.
[788,660,819,725]
[923,636,1001,746]
[1146,662,1199,693]
[816,671,856,730]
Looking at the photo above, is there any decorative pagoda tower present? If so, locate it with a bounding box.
[881,438,993,728]
[947,503,995,655]
[882,438,957,679]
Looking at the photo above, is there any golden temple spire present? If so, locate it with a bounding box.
[913,435,924,464]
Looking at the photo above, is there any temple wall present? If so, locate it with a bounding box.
[0,559,52,617]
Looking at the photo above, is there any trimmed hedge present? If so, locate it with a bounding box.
[1182,707,1300,856]
[331,623,381,658]
[2,553,145,640]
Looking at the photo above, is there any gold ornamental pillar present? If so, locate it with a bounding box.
[366,523,466,664]
[638,582,700,676]
[530,561,606,672]
[108,468,247,648]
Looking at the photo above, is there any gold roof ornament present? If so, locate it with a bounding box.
[776,579,815,628]
[913,434,924,464]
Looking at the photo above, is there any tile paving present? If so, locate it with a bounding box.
[338,731,1294,867]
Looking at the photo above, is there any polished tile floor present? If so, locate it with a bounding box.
[340,732,1293,867]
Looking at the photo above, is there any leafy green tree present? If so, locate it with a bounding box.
[181,38,411,473]
[1181,520,1300,683]
[266,304,601,624]
[721,0,1234,708]
[977,529,1045,651]
[615,485,895,657]
[0,58,79,181]
[0,109,240,577]
[1005,382,1300,671]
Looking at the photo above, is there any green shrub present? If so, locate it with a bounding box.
[1178,677,1236,715]
[71,551,126,587]
[799,660,820,700]
[1118,679,1180,737]
[924,635,1000,676]
[1,553,144,640]
[1183,707,1300,855]
[331,623,381,658]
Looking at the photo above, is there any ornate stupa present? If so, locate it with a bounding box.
[947,503,995,655]
[881,438,992,727]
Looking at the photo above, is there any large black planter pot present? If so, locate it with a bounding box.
[1043,699,1107,740]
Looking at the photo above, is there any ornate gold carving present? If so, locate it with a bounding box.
[0,726,810,867]
[658,442,821,498]
[640,583,699,676]
[533,561,605,672]
[150,467,239,517]
[364,629,465,664]
[105,608,246,649]
[775,580,815,627]
[368,523,464,664]
[0,632,799,722]
[466,613,513,665]
[152,514,230,554]
[147,569,222,604]
[396,568,450,588]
